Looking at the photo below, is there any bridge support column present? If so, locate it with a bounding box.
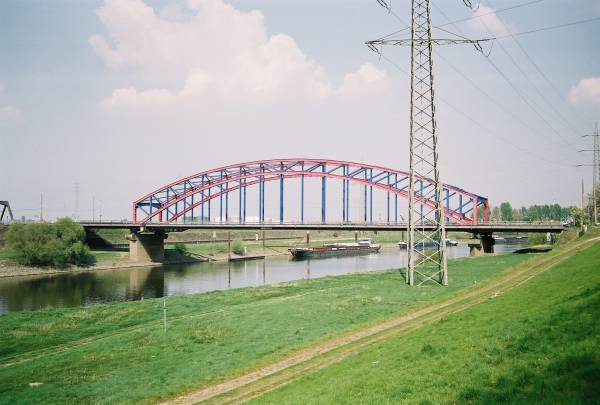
[468,233,495,256]
[127,231,167,263]
[468,241,483,257]
[481,233,495,254]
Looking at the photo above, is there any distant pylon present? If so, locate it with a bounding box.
[594,122,599,224]
[367,0,488,286]
[581,122,599,224]
[73,182,80,220]
[591,122,599,224]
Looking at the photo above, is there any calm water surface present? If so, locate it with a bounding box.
[0,242,527,313]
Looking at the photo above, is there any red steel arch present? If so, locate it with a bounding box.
[132,158,489,225]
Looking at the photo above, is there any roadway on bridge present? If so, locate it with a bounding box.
[80,222,564,234]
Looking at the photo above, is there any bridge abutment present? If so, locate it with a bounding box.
[127,231,167,262]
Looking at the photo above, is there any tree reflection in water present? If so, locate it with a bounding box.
[0,266,164,312]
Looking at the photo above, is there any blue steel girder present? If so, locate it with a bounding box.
[132,159,488,225]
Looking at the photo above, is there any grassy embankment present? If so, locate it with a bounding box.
[247,232,600,404]
[0,251,535,404]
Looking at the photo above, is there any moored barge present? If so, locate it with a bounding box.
[289,239,381,259]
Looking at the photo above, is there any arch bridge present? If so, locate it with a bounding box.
[132,158,489,226]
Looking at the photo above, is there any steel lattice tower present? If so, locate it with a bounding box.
[591,123,599,224]
[406,0,446,286]
[581,122,600,225]
[594,123,599,224]
[367,0,486,285]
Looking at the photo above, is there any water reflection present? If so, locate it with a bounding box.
[0,241,528,313]
[0,267,165,312]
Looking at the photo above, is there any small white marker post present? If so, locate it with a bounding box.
[163,299,167,333]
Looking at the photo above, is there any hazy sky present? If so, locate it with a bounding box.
[1,0,599,221]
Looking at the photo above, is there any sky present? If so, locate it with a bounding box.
[1,0,599,221]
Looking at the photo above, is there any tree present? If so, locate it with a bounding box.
[6,218,93,267]
[500,202,513,221]
[491,206,500,222]
[571,207,585,227]
[512,208,523,221]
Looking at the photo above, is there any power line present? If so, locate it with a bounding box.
[374,0,409,27]
[432,2,578,149]
[494,16,600,39]
[473,16,576,146]
[482,0,591,134]
[484,55,576,147]
[373,1,580,167]
[435,50,577,160]
[498,36,585,135]
[376,4,600,46]
[486,0,595,128]
[376,0,546,40]
[437,0,546,29]
[379,53,574,170]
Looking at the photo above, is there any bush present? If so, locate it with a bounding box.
[231,240,245,256]
[6,218,93,267]
[174,242,188,255]
[527,233,550,246]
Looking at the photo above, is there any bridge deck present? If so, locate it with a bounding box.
[80,222,564,234]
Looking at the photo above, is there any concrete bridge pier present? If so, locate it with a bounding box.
[127,230,167,262]
[468,233,495,256]
[468,241,484,256]
[480,233,495,254]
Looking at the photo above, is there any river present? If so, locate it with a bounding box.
[0,242,527,313]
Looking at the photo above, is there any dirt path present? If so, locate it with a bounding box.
[163,237,600,405]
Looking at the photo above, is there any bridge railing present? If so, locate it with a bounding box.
[79,220,566,228]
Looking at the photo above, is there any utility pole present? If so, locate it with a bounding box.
[366,0,488,286]
[73,182,80,220]
[227,231,231,261]
[40,193,44,222]
[582,179,585,227]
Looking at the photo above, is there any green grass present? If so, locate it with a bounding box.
[0,251,18,261]
[0,253,533,404]
[168,241,246,257]
[0,249,125,266]
[89,250,127,263]
[250,238,600,404]
[94,228,130,244]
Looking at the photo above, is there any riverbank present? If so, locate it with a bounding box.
[0,246,561,404]
[0,239,403,278]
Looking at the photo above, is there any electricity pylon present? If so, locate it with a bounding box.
[366,0,488,286]
[594,122,599,225]
[0,201,13,223]
[580,122,599,224]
